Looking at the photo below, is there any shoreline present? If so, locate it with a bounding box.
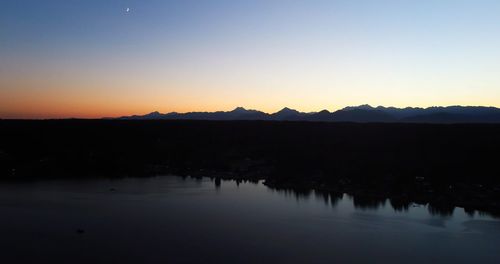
[2,120,500,218]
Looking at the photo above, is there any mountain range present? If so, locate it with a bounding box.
[117,105,500,123]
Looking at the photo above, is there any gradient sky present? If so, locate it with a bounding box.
[2,0,500,118]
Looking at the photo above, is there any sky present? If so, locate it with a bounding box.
[1,0,500,118]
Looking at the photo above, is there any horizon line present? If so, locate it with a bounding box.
[121,104,500,117]
[3,104,500,120]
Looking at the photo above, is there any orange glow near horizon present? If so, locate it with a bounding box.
[2,1,500,119]
[3,66,500,119]
[3,83,500,119]
[2,68,500,119]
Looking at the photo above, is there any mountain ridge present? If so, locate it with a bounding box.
[117,105,500,123]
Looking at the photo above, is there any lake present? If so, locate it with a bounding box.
[0,176,499,263]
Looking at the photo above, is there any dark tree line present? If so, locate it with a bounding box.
[1,120,500,214]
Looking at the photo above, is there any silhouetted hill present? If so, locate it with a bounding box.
[330,109,396,122]
[271,107,308,121]
[2,120,500,216]
[405,113,500,123]
[122,107,269,121]
[403,113,472,123]
[117,105,500,123]
[306,110,332,121]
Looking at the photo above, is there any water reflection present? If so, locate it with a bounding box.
[351,195,387,210]
[214,178,221,188]
[428,203,455,217]
[170,175,499,219]
[1,175,500,264]
[252,182,498,219]
[390,198,411,212]
[314,189,344,207]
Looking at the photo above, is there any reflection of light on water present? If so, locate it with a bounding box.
[0,175,499,263]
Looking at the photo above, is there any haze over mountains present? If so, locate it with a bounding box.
[118,105,500,123]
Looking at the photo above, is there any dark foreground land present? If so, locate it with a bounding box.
[1,120,500,215]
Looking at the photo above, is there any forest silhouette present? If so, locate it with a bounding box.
[1,119,500,216]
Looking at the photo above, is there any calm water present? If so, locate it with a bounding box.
[0,176,499,264]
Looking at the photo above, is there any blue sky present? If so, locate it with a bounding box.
[2,0,500,118]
